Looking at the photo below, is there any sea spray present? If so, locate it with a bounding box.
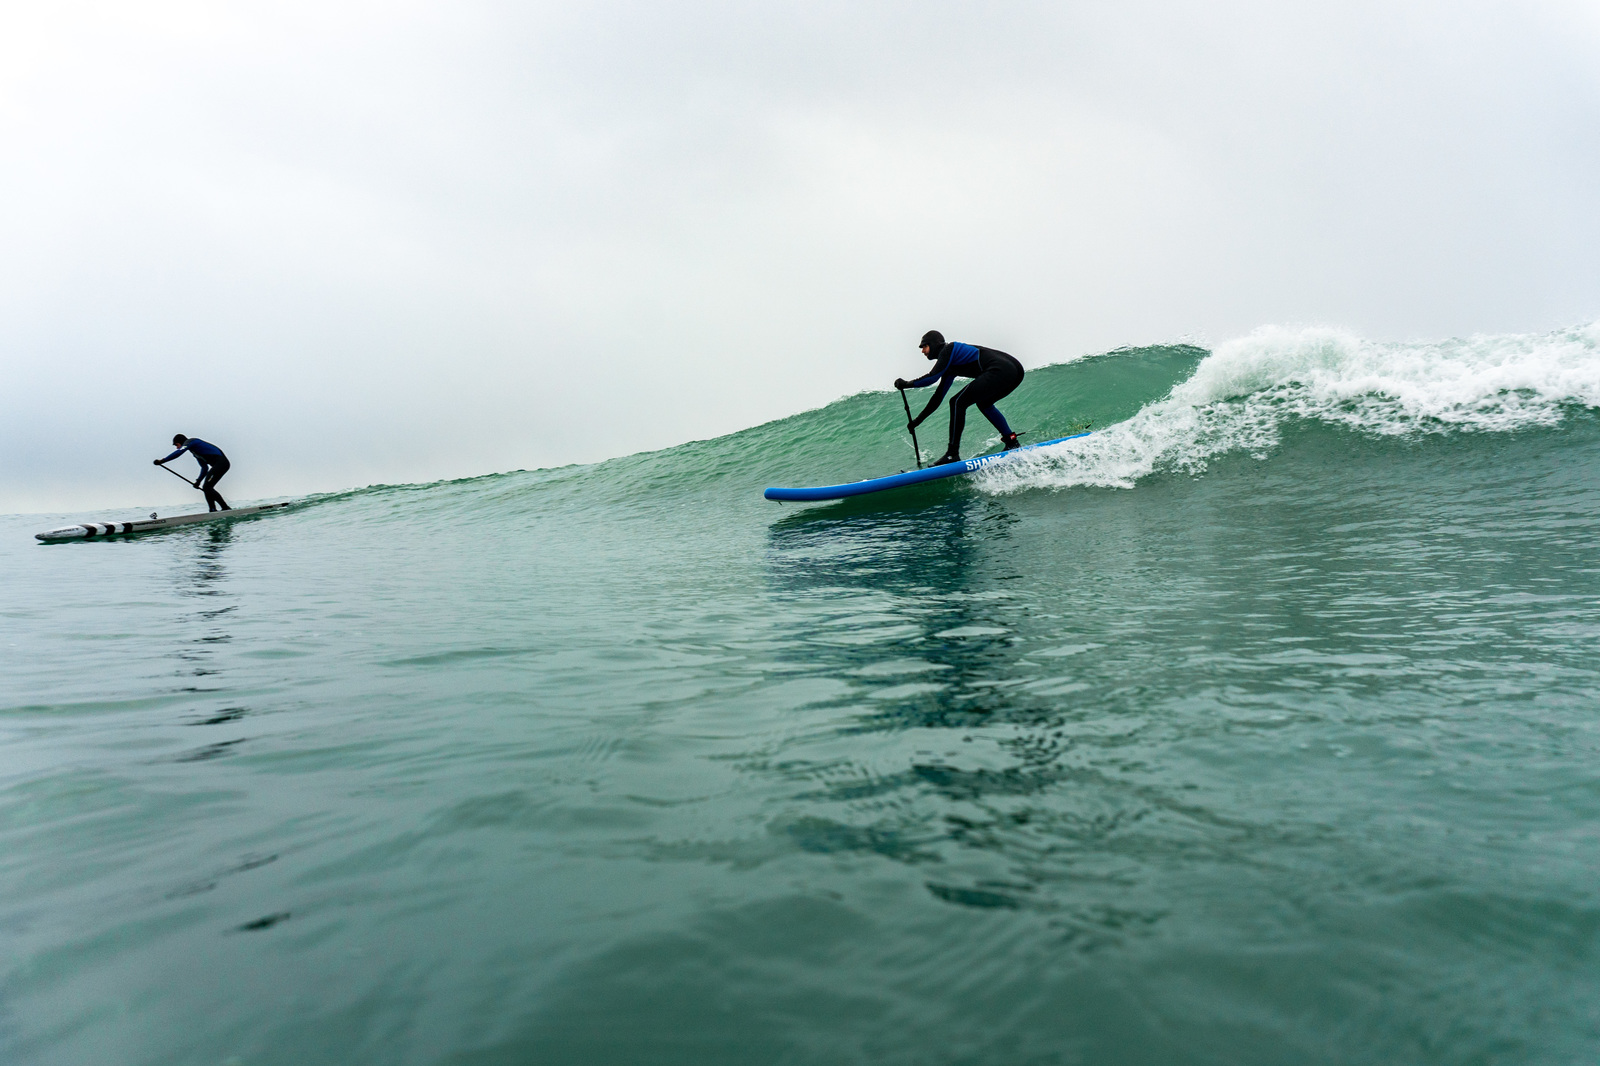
[982,321,1600,493]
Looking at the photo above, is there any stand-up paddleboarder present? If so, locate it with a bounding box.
[155,434,231,512]
[894,330,1024,465]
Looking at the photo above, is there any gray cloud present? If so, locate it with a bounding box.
[3,0,1597,510]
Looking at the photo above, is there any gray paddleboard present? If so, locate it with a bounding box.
[35,502,294,542]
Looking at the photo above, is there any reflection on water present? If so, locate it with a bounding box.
[167,525,253,734]
[763,493,1110,915]
[765,494,1047,733]
[170,525,235,682]
[179,523,235,599]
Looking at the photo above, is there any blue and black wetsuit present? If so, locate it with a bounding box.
[160,438,231,511]
[906,342,1025,458]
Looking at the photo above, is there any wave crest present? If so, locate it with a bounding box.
[982,322,1600,492]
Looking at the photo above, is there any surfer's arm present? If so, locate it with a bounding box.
[912,373,955,427]
[157,446,187,464]
[904,348,955,427]
[905,349,951,391]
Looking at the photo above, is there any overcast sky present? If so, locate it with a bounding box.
[4,0,1598,512]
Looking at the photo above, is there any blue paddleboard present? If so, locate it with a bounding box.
[764,432,1090,502]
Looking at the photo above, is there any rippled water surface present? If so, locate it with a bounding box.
[4,335,1600,1064]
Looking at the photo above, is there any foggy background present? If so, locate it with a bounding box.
[3,0,1598,512]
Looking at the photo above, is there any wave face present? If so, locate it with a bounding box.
[5,326,1600,1066]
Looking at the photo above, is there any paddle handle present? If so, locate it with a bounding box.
[899,389,922,469]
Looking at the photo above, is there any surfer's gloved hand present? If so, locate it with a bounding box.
[907,419,920,433]
[152,459,163,465]
[894,378,909,390]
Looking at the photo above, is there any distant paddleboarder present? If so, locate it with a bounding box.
[894,330,1024,464]
[155,434,231,512]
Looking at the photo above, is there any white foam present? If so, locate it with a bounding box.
[981,321,1600,493]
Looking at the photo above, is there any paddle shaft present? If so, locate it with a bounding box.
[899,389,922,469]
[158,462,198,488]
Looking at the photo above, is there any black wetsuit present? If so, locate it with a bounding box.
[906,342,1025,457]
[160,438,231,512]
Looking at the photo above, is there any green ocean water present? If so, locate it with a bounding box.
[4,327,1600,1064]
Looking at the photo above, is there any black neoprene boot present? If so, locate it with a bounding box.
[1001,432,1021,450]
[936,450,960,465]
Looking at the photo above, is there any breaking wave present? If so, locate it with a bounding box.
[981,322,1600,493]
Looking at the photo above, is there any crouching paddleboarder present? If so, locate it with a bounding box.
[894,330,1024,464]
[155,434,231,512]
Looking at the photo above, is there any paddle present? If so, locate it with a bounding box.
[157,463,198,488]
[898,388,922,469]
